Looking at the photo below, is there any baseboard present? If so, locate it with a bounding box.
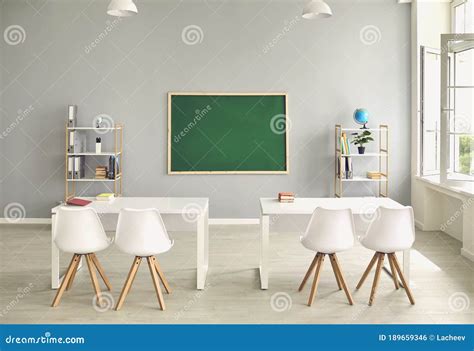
[414,219,424,230]
[0,217,260,226]
[461,248,474,262]
[0,218,52,224]
[209,218,260,225]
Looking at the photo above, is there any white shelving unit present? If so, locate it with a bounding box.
[335,124,389,197]
[65,123,123,201]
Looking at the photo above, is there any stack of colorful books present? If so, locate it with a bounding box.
[278,192,295,203]
[95,166,107,179]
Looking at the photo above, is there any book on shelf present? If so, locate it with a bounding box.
[367,171,383,179]
[339,132,353,179]
[68,130,86,153]
[67,105,77,128]
[67,156,74,179]
[73,156,85,179]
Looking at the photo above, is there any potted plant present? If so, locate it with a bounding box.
[351,131,374,154]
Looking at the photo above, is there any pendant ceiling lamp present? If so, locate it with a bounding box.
[302,0,333,19]
[107,0,138,17]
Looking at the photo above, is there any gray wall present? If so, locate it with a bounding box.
[0,0,411,219]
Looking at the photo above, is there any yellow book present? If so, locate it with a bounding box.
[96,193,115,201]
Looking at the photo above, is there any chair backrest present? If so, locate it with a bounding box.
[115,208,173,256]
[363,206,415,251]
[301,207,355,253]
[54,206,109,254]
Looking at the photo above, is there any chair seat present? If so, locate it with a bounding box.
[360,235,411,253]
[119,238,174,257]
[301,236,352,253]
[59,236,112,254]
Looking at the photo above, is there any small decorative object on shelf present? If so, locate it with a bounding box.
[95,116,103,128]
[278,192,295,203]
[351,130,374,154]
[335,124,388,198]
[96,137,102,153]
[65,105,123,201]
[353,108,369,129]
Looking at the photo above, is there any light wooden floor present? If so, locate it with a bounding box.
[1,224,473,324]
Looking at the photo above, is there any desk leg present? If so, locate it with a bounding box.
[259,215,269,290]
[196,206,209,290]
[51,214,59,289]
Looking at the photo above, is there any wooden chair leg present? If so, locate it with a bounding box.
[390,253,415,305]
[368,253,384,306]
[152,257,171,294]
[329,254,343,290]
[147,256,166,310]
[91,253,112,291]
[115,257,141,311]
[387,253,400,290]
[356,252,379,290]
[85,254,103,307]
[330,254,354,305]
[299,254,320,292]
[52,254,80,307]
[308,253,325,306]
[66,255,81,291]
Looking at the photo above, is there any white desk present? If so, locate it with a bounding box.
[259,197,410,289]
[51,197,209,290]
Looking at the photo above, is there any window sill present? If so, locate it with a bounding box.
[416,175,474,198]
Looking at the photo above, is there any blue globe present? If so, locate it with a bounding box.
[353,108,369,128]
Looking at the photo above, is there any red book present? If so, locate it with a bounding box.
[66,198,92,206]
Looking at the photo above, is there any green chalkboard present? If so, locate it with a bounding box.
[168,93,288,174]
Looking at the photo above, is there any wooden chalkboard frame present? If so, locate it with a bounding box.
[167,92,289,174]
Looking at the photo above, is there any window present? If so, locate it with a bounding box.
[420,47,441,175]
[452,0,474,33]
[448,46,473,179]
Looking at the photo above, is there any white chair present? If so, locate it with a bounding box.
[356,206,415,306]
[299,208,355,307]
[51,207,112,307]
[114,208,173,311]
